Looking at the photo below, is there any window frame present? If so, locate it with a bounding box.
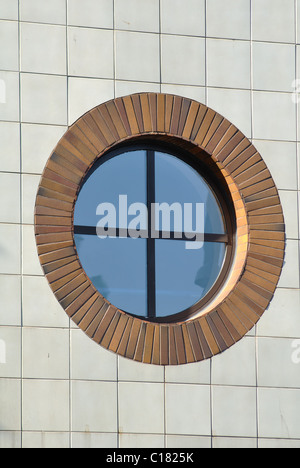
[73,141,236,323]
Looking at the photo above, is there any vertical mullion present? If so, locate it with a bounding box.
[147,150,156,319]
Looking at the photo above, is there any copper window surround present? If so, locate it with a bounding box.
[35,93,286,366]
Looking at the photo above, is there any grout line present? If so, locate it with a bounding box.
[164,365,167,448]
[206,3,212,447]
[17,0,23,449]
[113,0,116,99]
[112,4,120,450]
[4,16,300,45]
[65,0,72,449]
[205,0,208,106]
[295,0,300,248]
[210,358,213,449]
[159,0,162,94]
[116,356,120,449]
[1,67,299,95]
[250,0,259,447]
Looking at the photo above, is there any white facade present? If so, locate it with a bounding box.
[0,0,299,448]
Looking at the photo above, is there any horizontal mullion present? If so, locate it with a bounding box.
[74,225,228,244]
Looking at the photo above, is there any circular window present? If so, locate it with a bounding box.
[73,144,234,322]
[35,93,285,365]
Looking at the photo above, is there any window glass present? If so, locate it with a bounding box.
[155,152,225,235]
[74,150,147,228]
[74,235,148,317]
[155,240,226,317]
[74,147,229,321]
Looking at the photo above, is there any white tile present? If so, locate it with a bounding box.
[119,433,165,449]
[259,438,300,449]
[71,380,117,432]
[207,39,251,90]
[278,239,299,289]
[298,0,300,44]
[161,0,205,37]
[116,31,160,83]
[161,84,206,104]
[279,190,298,240]
[21,73,67,126]
[115,81,160,98]
[119,382,164,434]
[21,123,66,175]
[212,386,257,438]
[165,360,210,385]
[115,0,160,33]
[0,0,18,20]
[118,355,164,383]
[296,46,300,89]
[21,23,66,75]
[23,328,69,379]
[167,435,211,448]
[22,379,69,431]
[212,337,256,387]
[207,87,251,138]
[258,337,300,388]
[253,91,296,142]
[0,173,20,223]
[213,437,257,448]
[0,327,21,378]
[257,288,300,338]
[0,21,19,71]
[68,77,114,124]
[0,275,21,326]
[0,224,20,274]
[0,431,21,449]
[71,432,118,449]
[298,144,300,190]
[166,384,211,436]
[0,71,19,122]
[22,174,40,225]
[68,0,113,29]
[252,0,295,43]
[0,122,20,172]
[68,27,113,79]
[0,379,21,430]
[22,276,68,328]
[22,432,69,449]
[20,0,66,24]
[258,388,300,439]
[206,0,250,40]
[71,329,117,381]
[22,225,43,276]
[253,140,297,191]
[161,35,205,86]
[253,42,295,93]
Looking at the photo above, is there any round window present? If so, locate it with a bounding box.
[35,93,285,365]
[74,144,234,323]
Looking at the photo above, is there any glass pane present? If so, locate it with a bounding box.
[155,152,225,235]
[155,240,226,317]
[74,150,147,228]
[75,234,147,317]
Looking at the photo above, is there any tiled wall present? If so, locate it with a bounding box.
[0,0,299,449]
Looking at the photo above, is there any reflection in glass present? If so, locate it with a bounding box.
[155,152,225,235]
[75,234,147,317]
[155,240,226,317]
[74,150,147,228]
